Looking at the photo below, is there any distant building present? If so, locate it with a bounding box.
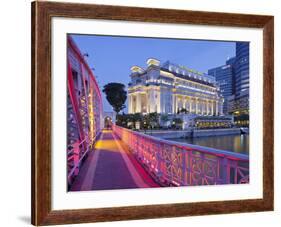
[208,57,236,114]
[159,114,233,130]
[127,59,224,116]
[103,111,116,128]
[235,42,250,95]
[208,42,249,118]
[227,89,249,113]
[228,42,250,116]
[194,115,233,129]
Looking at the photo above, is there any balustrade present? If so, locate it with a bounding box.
[112,125,249,186]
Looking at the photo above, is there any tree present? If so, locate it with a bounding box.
[160,114,169,123]
[103,83,127,114]
[172,118,183,129]
[115,113,144,129]
[160,114,169,128]
[177,107,188,114]
[144,112,159,129]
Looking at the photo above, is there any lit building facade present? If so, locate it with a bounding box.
[235,42,249,95]
[128,59,224,116]
[194,116,233,129]
[228,42,250,115]
[227,89,249,119]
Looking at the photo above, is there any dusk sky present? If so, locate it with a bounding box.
[71,34,236,112]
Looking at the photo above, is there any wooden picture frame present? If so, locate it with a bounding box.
[31,1,274,226]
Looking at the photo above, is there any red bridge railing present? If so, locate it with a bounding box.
[112,125,249,186]
[67,36,103,187]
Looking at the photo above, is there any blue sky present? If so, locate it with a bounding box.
[71,34,236,112]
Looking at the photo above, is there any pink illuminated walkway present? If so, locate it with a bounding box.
[70,129,159,191]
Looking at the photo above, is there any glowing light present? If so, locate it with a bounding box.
[146,58,160,66]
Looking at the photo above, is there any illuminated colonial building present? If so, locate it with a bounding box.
[128,58,224,116]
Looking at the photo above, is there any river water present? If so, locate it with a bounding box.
[168,134,249,155]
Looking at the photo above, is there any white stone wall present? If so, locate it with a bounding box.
[128,62,224,116]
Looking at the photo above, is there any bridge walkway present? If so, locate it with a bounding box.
[70,129,159,191]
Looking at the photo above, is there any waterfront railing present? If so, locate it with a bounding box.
[112,125,249,186]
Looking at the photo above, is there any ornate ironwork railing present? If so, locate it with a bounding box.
[67,137,89,184]
[112,125,249,186]
[67,36,103,188]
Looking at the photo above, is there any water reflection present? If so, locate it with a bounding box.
[169,134,249,154]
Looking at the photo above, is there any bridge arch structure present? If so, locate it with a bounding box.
[67,36,103,186]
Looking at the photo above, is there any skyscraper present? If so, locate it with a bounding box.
[208,57,236,114]
[227,42,249,118]
[235,42,249,95]
[208,42,249,126]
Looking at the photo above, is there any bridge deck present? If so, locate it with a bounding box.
[70,129,159,191]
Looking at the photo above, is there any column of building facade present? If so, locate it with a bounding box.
[156,90,160,113]
[196,98,201,114]
[219,100,223,115]
[174,94,178,113]
[183,98,186,112]
[183,96,187,112]
[146,93,150,113]
[192,98,196,113]
[188,98,191,113]
[200,99,204,115]
[181,96,185,111]
[177,96,182,111]
[187,96,192,113]
[202,99,204,115]
[200,99,203,114]
[186,96,191,113]
[206,100,209,115]
[211,100,214,116]
[188,97,192,113]
[175,95,178,113]
[135,93,141,113]
[202,99,205,115]
[210,100,214,115]
[172,94,175,113]
[199,100,201,115]
[174,95,178,113]
[195,98,198,114]
[148,89,155,113]
[215,100,219,116]
[144,93,149,114]
[128,94,132,113]
[130,94,135,113]
[196,99,199,114]
[206,100,210,115]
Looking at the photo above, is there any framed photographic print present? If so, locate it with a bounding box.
[31,1,274,226]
